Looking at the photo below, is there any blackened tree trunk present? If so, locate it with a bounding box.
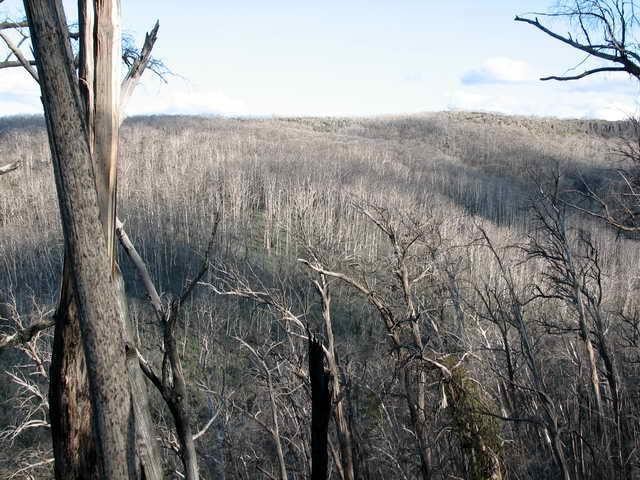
[309,335,331,480]
[49,288,98,479]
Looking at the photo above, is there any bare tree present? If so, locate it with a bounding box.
[515,1,640,236]
[525,175,632,478]
[126,216,219,480]
[23,1,131,477]
[527,177,606,423]
[566,120,640,233]
[477,226,571,480]
[306,272,356,480]
[301,201,503,480]
[515,1,640,82]
[0,298,52,477]
[309,333,331,480]
[3,0,164,478]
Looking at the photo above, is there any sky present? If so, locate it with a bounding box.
[1,0,639,120]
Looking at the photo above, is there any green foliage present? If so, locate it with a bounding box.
[444,358,502,480]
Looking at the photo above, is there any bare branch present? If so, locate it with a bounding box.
[178,211,220,305]
[135,348,164,394]
[120,20,160,111]
[0,315,54,351]
[7,457,54,479]
[541,66,628,80]
[192,412,219,442]
[115,217,163,319]
[0,30,38,82]
[0,59,36,69]
[514,15,620,62]
[515,14,640,80]
[0,21,29,30]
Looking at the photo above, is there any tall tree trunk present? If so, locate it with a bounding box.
[596,329,631,479]
[49,281,98,479]
[48,0,97,475]
[315,277,356,480]
[166,302,199,480]
[23,1,131,478]
[309,335,331,480]
[38,1,162,477]
[403,369,433,480]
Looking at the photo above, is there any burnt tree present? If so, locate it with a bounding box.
[309,334,331,480]
[13,0,163,478]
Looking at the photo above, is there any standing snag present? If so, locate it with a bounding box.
[7,1,164,478]
[309,333,331,480]
[24,0,131,477]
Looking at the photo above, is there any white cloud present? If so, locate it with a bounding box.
[124,78,252,117]
[461,57,536,85]
[451,56,640,120]
[0,59,636,121]
[0,69,252,118]
[447,81,638,120]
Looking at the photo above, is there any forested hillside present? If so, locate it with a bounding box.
[1,112,639,479]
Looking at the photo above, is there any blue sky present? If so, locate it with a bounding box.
[1,0,639,119]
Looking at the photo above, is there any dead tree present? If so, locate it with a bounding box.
[309,334,331,480]
[6,1,163,477]
[526,176,632,479]
[232,337,291,480]
[203,263,338,478]
[515,1,640,236]
[526,178,606,424]
[119,222,203,480]
[23,1,131,477]
[566,123,640,234]
[300,204,437,480]
[0,298,52,477]
[308,273,356,480]
[478,227,571,480]
[515,1,640,82]
[118,215,220,480]
[301,201,503,480]
[136,294,201,480]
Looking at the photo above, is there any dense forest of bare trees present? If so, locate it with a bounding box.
[2,0,640,479]
[2,110,640,479]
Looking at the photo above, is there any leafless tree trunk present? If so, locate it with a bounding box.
[526,175,635,478]
[126,217,219,480]
[479,227,571,480]
[229,337,289,480]
[18,1,164,478]
[300,203,459,480]
[138,297,201,480]
[309,334,331,480]
[23,1,132,478]
[527,183,606,423]
[312,274,356,480]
